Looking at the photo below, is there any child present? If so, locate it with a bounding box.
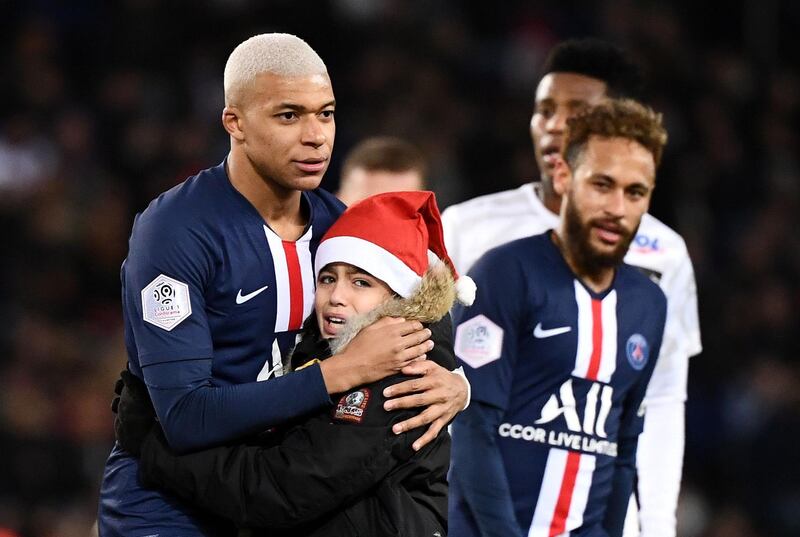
[113,191,475,536]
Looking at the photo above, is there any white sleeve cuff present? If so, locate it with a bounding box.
[452,366,472,410]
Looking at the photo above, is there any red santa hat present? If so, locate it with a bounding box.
[314,191,476,305]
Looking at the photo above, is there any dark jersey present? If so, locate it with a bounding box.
[98,162,344,536]
[449,232,666,537]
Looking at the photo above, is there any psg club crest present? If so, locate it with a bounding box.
[625,334,649,370]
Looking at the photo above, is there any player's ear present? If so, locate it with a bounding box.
[222,106,245,141]
[552,155,571,196]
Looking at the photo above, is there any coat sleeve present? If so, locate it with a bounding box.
[137,317,456,529]
[138,417,403,529]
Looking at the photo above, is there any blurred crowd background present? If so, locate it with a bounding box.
[1,1,799,536]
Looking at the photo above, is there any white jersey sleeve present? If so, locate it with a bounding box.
[442,184,557,275]
[622,215,702,537]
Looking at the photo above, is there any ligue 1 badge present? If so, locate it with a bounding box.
[626,333,649,370]
[454,314,504,368]
[142,274,192,331]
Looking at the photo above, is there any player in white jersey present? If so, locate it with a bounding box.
[442,39,701,537]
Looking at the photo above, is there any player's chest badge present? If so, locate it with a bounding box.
[625,333,649,370]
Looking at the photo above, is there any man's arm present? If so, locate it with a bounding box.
[382,314,470,451]
[141,360,330,452]
[630,358,688,537]
[143,318,434,453]
[451,402,525,537]
[605,428,642,537]
[447,246,528,536]
[126,214,434,453]
[632,247,701,537]
[605,296,667,537]
[116,319,455,527]
[124,219,333,453]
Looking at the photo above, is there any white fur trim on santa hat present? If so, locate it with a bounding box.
[314,236,422,298]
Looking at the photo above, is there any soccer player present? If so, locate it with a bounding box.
[442,39,701,537]
[97,34,468,536]
[448,99,668,537]
[336,136,427,205]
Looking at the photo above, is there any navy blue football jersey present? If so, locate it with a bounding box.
[450,232,666,536]
[98,162,344,536]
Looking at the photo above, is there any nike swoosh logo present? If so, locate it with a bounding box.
[236,285,269,304]
[257,361,284,381]
[533,323,572,338]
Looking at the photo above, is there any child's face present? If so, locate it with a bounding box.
[315,263,393,339]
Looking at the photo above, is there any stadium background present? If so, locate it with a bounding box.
[1,1,798,535]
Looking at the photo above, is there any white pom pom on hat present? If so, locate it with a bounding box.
[454,274,476,306]
[315,191,476,306]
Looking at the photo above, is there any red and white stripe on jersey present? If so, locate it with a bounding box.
[571,281,617,383]
[264,225,315,333]
[526,282,617,535]
[528,448,597,537]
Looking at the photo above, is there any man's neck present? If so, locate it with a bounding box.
[550,230,615,294]
[226,153,307,241]
[534,176,563,215]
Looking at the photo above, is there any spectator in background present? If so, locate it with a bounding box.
[337,136,427,205]
[442,39,701,537]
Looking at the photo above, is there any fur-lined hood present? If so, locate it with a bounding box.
[328,263,457,354]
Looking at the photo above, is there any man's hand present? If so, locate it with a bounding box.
[320,317,433,394]
[111,370,158,456]
[382,360,469,451]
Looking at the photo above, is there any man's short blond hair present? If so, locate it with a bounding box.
[223,33,327,106]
